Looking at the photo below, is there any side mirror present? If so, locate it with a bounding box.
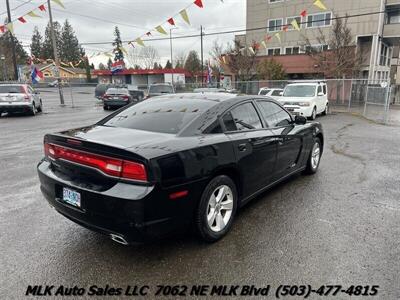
[318,92,324,96]
[294,115,307,125]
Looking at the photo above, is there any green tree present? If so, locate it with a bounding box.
[184,50,202,76]
[165,60,172,69]
[84,56,91,82]
[0,34,28,80]
[112,26,124,62]
[60,19,85,63]
[257,58,286,80]
[42,21,62,60]
[98,62,106,70]
[107,58,113,70]
[30,26,43,59]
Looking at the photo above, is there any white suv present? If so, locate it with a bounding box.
[278,82,328,120]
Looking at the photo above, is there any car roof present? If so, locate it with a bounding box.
[0,83,28,86]
[153,92,239,103]
[286,83,320,86]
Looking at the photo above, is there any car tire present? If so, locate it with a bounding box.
[29,102,37,116]
[322,103,328,116]
[37,100,43,113]
[304,137,322,175]
[103,105,108,110]
[195,175,238,242]
[309,107,317,120]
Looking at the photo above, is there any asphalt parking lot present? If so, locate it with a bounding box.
[1,88,399,299]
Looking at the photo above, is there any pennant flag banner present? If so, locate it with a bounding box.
[135,38,145,47]
[194,0,203,8]
[6,23,13,34]
[314,0,327,11]
[0,25,5,33]
[274,32,281,43]
[39,4,46,11]
[167,18,175,26]
[300,10,307,17]
[180,9,190,25]
[119,46,128,55]
[51,0,65,9]
[27,11,41,18]
[155,25,167,35]
[248,47,255,55]
[18,17,26,23]
[282,25,288,32]
[261,41,267,49]
[146,32,152,36]
[291,19,301,31]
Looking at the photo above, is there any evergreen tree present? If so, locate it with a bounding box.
[107,58,113,70]
[84,57,91,82]
[30,26,43,59]
[42,21,62,60]
[184,50,202,76]
[60,19,85,63]
[112,26,124,62]
[98,62,106,70]
[0,34,28,80]
[165,60,172,69]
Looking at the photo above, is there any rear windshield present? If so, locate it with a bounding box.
[101,98,214,134]
[271,90,283,96]
[149,85,173,94]
[0,85,24,94]
[259,89,270,95]
[284,85,316,97]
[106,88,128,95]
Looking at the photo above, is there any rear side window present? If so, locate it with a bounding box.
[259,89,270,95]
[323,85,327,95]
[271,90,282,96]
[317,86,322,94]
[223,102,263,131]
[102,98,215,134]
[257,101,292,128]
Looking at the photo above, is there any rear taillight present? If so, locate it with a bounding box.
[122,95,129,101]
[44,143,147,182]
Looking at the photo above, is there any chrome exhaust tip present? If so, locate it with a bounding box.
[110,234,129,245]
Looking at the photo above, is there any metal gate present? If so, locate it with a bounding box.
[363,84,391,124]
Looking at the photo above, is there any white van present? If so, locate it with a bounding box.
[278,82,329,120]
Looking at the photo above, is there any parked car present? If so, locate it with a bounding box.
[146,83,175,99]
[48,80,66,87]
[278,81,328,120]
[258,88,284,100]
[37,93,324,244]
[193,88,227,93]
[95,83,126,100]
[0,84,43,116]
[127,85,145,102]
[103,88,132,110]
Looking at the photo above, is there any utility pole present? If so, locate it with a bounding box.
[200,25,204,87]
[170,28,177,86]
[47,0,65,105]
[5,0,18,81]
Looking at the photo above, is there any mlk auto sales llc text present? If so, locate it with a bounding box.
[25,284,380,298]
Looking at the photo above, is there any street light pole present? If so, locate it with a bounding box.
[200,25,204,87]
[47,0,65,105]
[5,0,18,81]
[169,28,178,86]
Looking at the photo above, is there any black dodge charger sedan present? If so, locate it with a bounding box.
[37,93,324,244]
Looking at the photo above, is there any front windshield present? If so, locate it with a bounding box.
[284,85,316,97]
[149,85,173,94]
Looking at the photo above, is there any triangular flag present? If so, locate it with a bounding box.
[70,62,75,69]
[194,0,203,8]
[248,47,255,55]
[51,0,65,9]
[18,17,27,23]
[128,41,134,48]
[135,38,145,47]
[27,11,41,18]
[300,10,307,17]
[291,19,300,31]
[265,35,272,41]
[0,25,5,33]
[39,4,46,11]
[239,48,246,54]
[274,32,281,43]
[167,18,175,26]
[119,46,128,55]
[6,23,14,34]
[146,31,152,36]
[313,0,327,11]
[155,25,167,35]
[180,9,190,25]
[221,56,227,64]
[261,41,267,49]
[282,25,289,32]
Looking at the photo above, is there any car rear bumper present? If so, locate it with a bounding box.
[103,99,129,107]
[37,160,205,244]
[0,102,33,113]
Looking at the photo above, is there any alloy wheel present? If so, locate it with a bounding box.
[207,185,234,232]
[311,142,321,169]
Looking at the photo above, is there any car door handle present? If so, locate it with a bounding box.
[238,143,247,152]
[276,137,284,145]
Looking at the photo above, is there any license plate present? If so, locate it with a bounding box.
[113,97,119,100]
[62,187,81,208]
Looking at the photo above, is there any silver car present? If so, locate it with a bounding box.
[0,84,43,116]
